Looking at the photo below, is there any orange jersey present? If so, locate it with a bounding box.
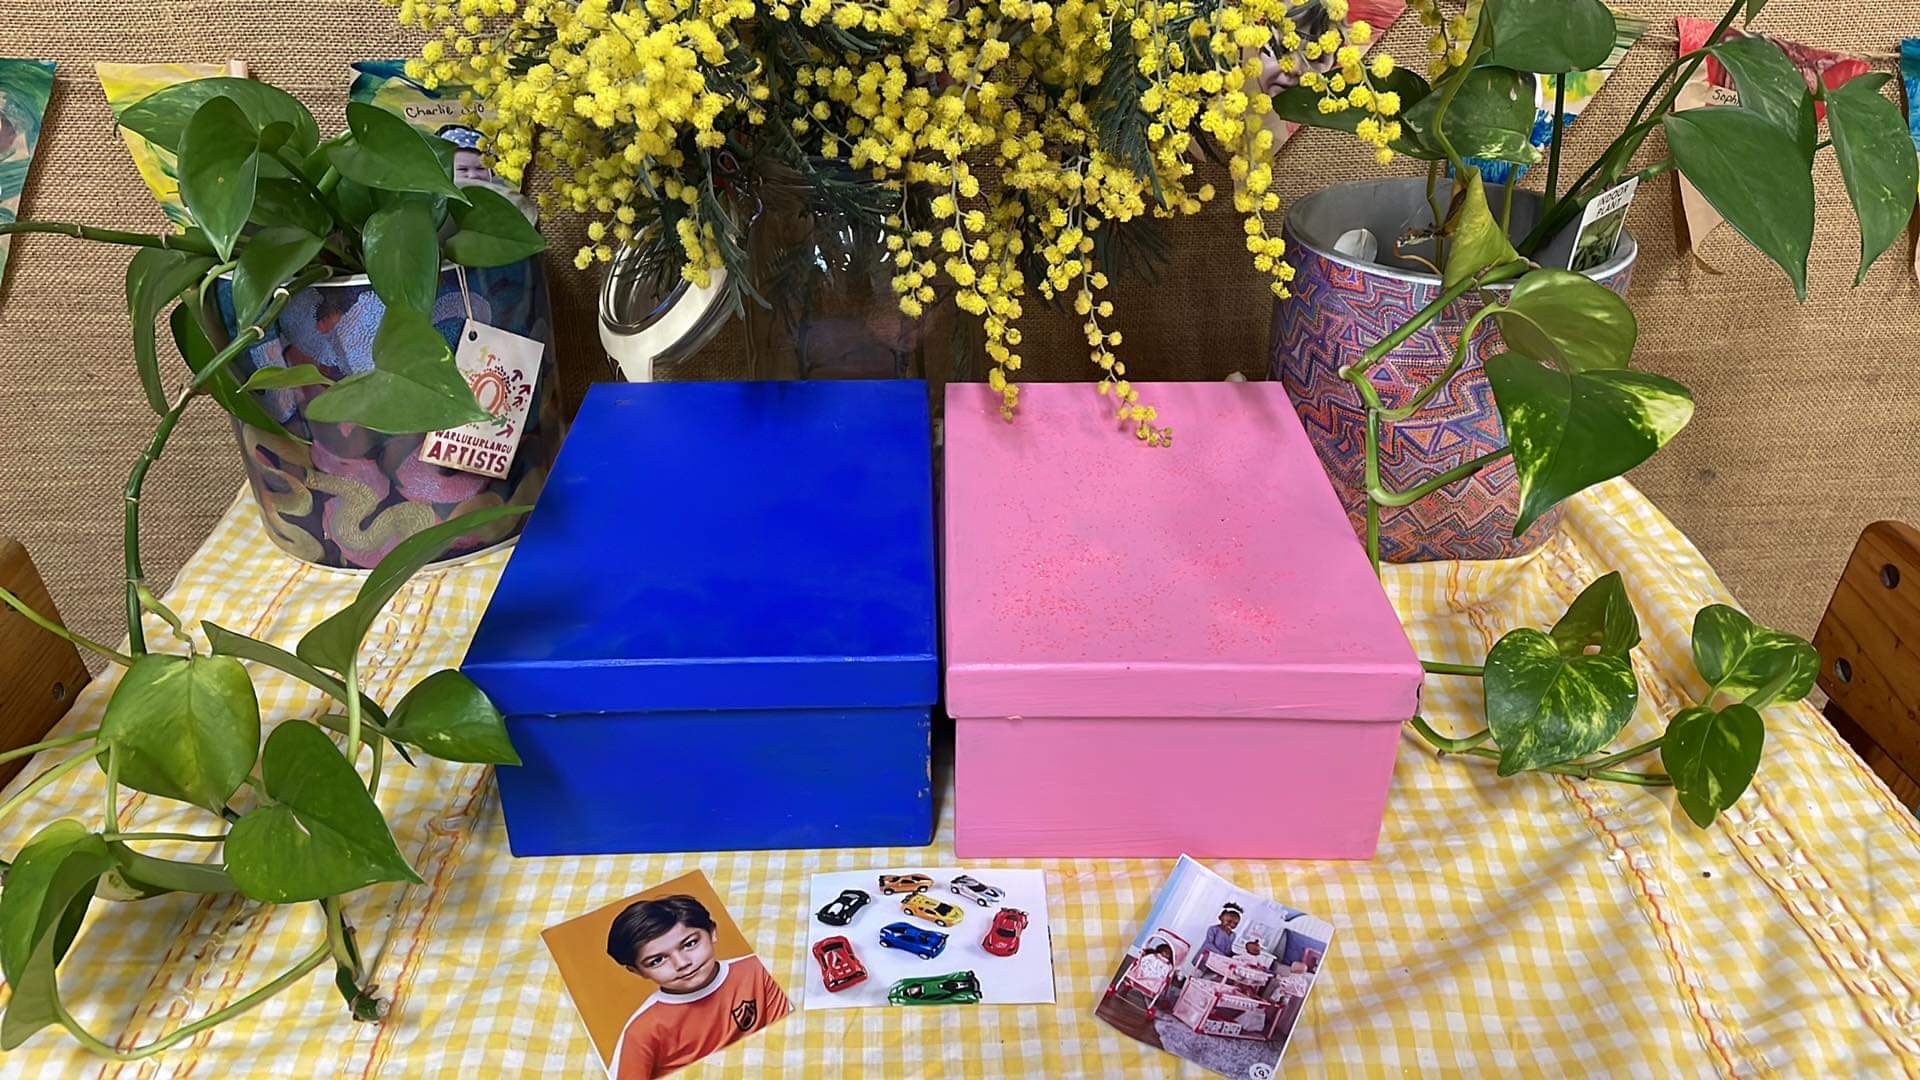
[609,955,790,1079]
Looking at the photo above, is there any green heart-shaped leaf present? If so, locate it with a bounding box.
[170,304,299,443]
[178,96,261,261]
[1744,0,1769,22]
[231,225,325,327]
[386,669,521,765]
[239,363,332,391]
[445,186,547,268]
[1442,170,1522,290]
[0,821,113,1050]
[202,620,402,761]
[364,197,443,313]
[116,77,318,158]
[1406,66,1540,165]
[1690,604,1819,705]
[125,248,218,414]
[1824,74,1920,285]
[327,102,464,201]
[1708,36,1816,157]
[305,308,491,434]
[1662,703,1765,827]
[225,722,422,904]
[1482,0,1615,73]
[1548,571,1641,657]
[1487,352,1694,533]
[1485,626,1639,774]
[296,503,532,674]
[1491,269,1638,372]
[249,177,336,240]
[99,653,260,812]
[1664,105,1815,299]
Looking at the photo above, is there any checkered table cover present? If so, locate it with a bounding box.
[3,477,1917,1079]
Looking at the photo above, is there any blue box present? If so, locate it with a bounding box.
[463,381,939,856]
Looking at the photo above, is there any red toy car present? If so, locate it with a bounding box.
[982,907,1029,957]
[812,935,869,992]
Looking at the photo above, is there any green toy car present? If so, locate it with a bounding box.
[887,970,983,1006]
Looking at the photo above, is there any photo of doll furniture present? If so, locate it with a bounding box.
[1105,929,1189,1019]
[1172,951,1287,1041]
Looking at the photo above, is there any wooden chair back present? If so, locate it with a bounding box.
[0,539,90,788]
[1813,521,1920,810]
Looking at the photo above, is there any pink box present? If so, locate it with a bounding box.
[942,382,1422,859]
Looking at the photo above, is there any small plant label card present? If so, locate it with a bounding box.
[1569,176,1639,273]
[419,319,543,478]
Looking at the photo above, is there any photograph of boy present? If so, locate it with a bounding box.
[606,895,790,1079]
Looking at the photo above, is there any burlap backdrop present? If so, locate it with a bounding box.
[3,1,1916,660]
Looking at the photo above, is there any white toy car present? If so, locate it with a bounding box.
[949,874,1005,907]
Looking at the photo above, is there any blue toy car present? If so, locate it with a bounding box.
[878,921,948,959]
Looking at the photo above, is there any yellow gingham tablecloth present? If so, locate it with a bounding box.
[3,477,1918,1078]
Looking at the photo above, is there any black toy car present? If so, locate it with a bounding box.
[816,888,872,926]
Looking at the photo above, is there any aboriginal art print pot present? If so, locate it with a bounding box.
[1268,177,1636,562]
[215,258,561,569]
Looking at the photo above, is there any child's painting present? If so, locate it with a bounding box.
[802,866,1055,1010]
[97,61,244,228]
[1096,855,1333,1080]
[349,60,531,216]
[1248,0,1406,160]
[0,59,56,290]
[1470,10,1648,187]
[542,870,791,1079]
[1902,38,1920,279]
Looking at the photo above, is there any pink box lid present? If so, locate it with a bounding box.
[943,381,1421,722]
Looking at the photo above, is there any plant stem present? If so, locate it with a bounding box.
[1339,259,1530,380]
[344,661,364,775]
[1409,715,1492,752]
[1426,160,1446,265]
[1499,173,1517,235]
[0,749,103,826]
[0,221,218,255]
[323,897,363,983]
[1545,73,1567,204]
[0,729,101,767]
[1459,746,1673,786]
[102,743,121,832]
[0,586,133,665]
[1422,659,1485,676]
[1633,157,1676,185]
[124,390,194,656]
[1363,411,1382,575]
[54,942,331,1061]
[1370,448,1512,508]
[102,831,227,844]
[1585,736,1665,771]
[1381,305,1501,422]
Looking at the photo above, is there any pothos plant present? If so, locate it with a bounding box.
[1277,0,1917,825]
[0,77,545,1057]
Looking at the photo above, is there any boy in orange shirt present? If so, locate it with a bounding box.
[605,894,790,1079]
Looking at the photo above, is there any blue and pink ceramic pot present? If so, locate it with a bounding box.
[216,258,561,569]
[1268,178,1636,562]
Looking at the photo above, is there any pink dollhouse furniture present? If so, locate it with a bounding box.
[1105,928,1189,1019]
[943,382,1424,858]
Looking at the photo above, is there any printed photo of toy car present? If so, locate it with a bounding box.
[878,873,934,895]
[888,970,984,1006]
[811,935,869,993]
[877,921,949,959]
[901,892,966,927]
[816,888,871,926]
[948,874,1006,907]
[982,907,1028,957]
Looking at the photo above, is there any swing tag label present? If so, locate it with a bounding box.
[418,319,544,479]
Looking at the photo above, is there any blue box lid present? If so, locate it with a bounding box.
[464,380,938,715]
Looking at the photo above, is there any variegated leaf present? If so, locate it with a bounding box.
[1491,269,1638,373]
[1690,605,1818,704]
[1662,702,1765,827]
[1548,571,1641,657]
[1486,353,1694,534]
[1485,626,1639,775]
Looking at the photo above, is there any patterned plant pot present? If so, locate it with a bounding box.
[216,259,561,569]
[1268,177,1636,562]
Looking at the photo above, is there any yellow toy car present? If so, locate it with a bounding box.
[901,892,966,928]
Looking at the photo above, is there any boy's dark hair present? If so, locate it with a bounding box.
[607,894,717,968]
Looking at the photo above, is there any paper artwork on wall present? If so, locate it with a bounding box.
[349,60,533,219]
[1900,38,1920,280]
[1244,0,1407,185]
[97,61,248,229]
[0,58,56,293]
[1672,18,1872,268]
